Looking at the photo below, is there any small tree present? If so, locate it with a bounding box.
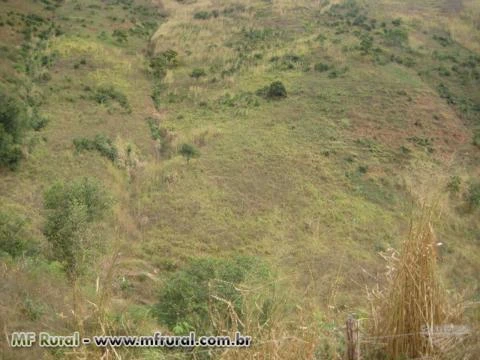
[44,178,111,281]
[179,143,199,163]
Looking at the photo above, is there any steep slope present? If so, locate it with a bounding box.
[0,0,479,359]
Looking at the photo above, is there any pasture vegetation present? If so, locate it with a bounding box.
[0,0,479,359]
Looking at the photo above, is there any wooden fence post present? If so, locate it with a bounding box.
[345,315,360,360]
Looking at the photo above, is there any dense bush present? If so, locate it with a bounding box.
[91,86,131,112]
[73,134,118,162]
[153,256,271,334]
[190,68,206,79]
[150,49,178,79]
[43,178,111,280]
[30,110,49,131]
[0,211,33,257]
[146,117,174,156]
[193,11,219,20]
[383,28,408,47]
[256,81,287,99]
[446,175,461,194]
[467,183,480,211]
[314,62,330,72]
[179,143,199,162]
[473,130,480,148]
[0,93,26,169]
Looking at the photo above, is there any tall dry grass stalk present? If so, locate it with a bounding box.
[369,204,450,359]
[203,279,319,360]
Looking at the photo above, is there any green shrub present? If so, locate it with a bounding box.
[0,93,26,169]
[112,29,128,43]
[271,54,306,71]
[93,134,118,161]
[359,34,373,54]
[193,11,211,20]
[150,49,178,79]
[383,28,408,47]
[0,211,33,257]
[179,143,199,162]
[153,256,271,334]
[473,131,480,148]
[190,68,206,79]
[73,134,118,162]
[30,111,49,131]
[44,178,111,280]
[447,175,461,194]
[146,117,174,156]
[314,62,330,72]
[437,83,456,105]
[92,86,131,112]
[467,183,480,211]
[256,81,287,99]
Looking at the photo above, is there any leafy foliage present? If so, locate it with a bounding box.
[0,93,26,169]
[190,68,206,79]
[73,134,118,162]
[43,178,111,280]
[91,86,131,112]
[256,81,287,99]
[467,183,480,211]
[0,211,34,257]
[150,49,178,79]
[179,143,199,162]
[153,256,271,334]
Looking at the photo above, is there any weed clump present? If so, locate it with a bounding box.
[0,93,26,170]
[190,68,206,79]
[466,183,480,211]
[446,175,462,194]
[153,256,271,334]
[73,134,118,162]
[0,211,35,258]
[150,49,178,79]
[314,62,330,72]
[256,81,287,99]
[178,143,199,162]
[473,130,480,148]
[91,86,131,112]
[193,10,219,20]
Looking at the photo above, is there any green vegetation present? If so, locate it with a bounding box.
[179,143,200,162]
[0,93,25,169]
[0,211,33,257]
[153,256,271,334]
[193,10,219,20]
[256,80,287,99]
[447,175,462,194]
[467,183,480,211]
[73,134,118,162]
[0,0,479,358]
[43,178,110,280]
[90,86,131,112]
[190,67,207,79]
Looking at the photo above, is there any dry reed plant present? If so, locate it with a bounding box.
[202,279,319,360]
[367,204,473,359]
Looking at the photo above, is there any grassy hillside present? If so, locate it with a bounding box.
[0,0,479,359]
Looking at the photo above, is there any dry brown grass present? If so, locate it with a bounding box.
[205,280,320,360]
[366,203,475,359]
